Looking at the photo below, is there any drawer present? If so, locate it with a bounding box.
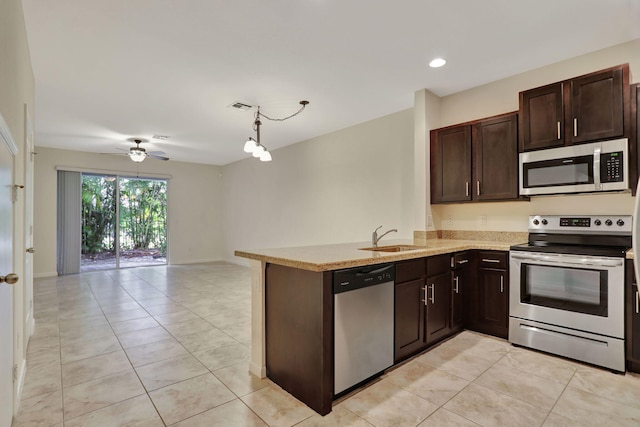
[427,253,452,277]
[395,258,425,283]
[453,251,471,269]
[477,251,508,269]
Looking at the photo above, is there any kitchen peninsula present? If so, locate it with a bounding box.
[235,235,526,415]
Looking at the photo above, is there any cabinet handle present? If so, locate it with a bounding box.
[421,285,428,305]
[454,276,459,294]
[500,275,504,293]
[477,181,481,196]
[557,121,561,140]
[429,284,435,304]
[465,182,470,197]
[573,118,578,137]
[482,259,500,263]
[457,259,469,265]
[636,289,639,314]
[450,256,454,268]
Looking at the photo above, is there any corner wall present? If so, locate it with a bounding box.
[33,147,224,276]
[221,109,415,262]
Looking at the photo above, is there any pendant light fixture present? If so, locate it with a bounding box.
[243,100,309,162]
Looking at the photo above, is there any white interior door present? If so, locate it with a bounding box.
[24,109,33,336]
[0,132,15,427]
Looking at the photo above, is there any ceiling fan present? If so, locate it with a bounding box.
[117,138,170,163]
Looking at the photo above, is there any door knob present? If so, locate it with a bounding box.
[26,247,35,253]
[0,274,19,285]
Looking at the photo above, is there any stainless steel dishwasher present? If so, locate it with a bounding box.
[333,263,394,395]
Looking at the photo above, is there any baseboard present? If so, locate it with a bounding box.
[13,358,26,416]
[169,258,223,265]
[34,271,58,278]
[249,361,266,379]
[224,257,250,267]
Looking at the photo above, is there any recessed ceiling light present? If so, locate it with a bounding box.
[429,58,446,68]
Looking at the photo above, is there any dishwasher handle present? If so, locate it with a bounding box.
[334,263,395,294]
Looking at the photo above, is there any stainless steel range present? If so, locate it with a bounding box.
[509,215,631,372]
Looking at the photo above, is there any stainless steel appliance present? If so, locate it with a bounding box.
[509,215,631,372]
[333,263,394,395]
[519,138,628,196]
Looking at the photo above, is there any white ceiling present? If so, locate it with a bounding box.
[22,0,640,166]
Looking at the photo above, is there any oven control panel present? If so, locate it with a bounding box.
[529,215,632,235]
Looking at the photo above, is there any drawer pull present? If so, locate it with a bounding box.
[482,259,501,263]
[457,259,469,265]
[454,276,459,294]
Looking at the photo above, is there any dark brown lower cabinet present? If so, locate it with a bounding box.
[394,277,426,361]
[466,251,509,339]
[425,271,452,344]
[626,260,640,372]
[265,264,333,415]
[451,252,471,331]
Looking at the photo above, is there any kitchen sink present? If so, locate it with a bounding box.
[359,245,423,252]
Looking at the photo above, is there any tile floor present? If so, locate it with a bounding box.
[13,261,640,426]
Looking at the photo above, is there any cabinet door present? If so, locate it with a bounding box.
[425,272,452,345]
[519,83,564,151]
[632,83,639,195]
[430,125,472,203]
[394,278,426,361]
[626,260,640,371]
[570,67,624,144]
[451,253,471,331]
[477,268,509,339]
[473,113,519,201]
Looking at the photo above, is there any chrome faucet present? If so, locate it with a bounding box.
[372,226,397,247]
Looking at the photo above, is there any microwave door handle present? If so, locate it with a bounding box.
[594,147,601,190]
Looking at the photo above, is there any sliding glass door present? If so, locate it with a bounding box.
[80,174,167,271]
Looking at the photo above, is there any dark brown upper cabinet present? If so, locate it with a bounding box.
[473,114,519,201]
[430,125,472,203]
[632,83,639,193]
[430,112,520,204]
[519,64,630,152]
[519,83,564,151]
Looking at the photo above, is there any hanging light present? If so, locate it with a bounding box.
[243,138,258,153]
[242,100,309,162]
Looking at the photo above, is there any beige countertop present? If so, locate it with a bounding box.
[234,238,525,272]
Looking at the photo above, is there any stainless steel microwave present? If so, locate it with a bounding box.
[519,138,628,196]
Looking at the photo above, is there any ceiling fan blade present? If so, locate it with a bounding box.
[147,153,170,161]
[147,150,167,156]
[115,147,129,152]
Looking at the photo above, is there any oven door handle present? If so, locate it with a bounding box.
[510,253,622,267]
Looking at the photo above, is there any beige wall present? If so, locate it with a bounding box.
[222,109,415,262]
[33,147,224,276]
[0,0,35,415]
[422,39,640,232]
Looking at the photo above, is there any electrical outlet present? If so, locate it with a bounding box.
[427,215,433,226]
[479,215,487,225]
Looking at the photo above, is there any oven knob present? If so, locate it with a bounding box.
[594,219,602,226]
[541,219,548,225]
[532,219,540,225]
[617,219,625,226]
[605,219,613,226]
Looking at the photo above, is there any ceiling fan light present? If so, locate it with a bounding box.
[129,150,147,163]
[243,138,257,153]
[259,150,272,162]
[252,145,265,158]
